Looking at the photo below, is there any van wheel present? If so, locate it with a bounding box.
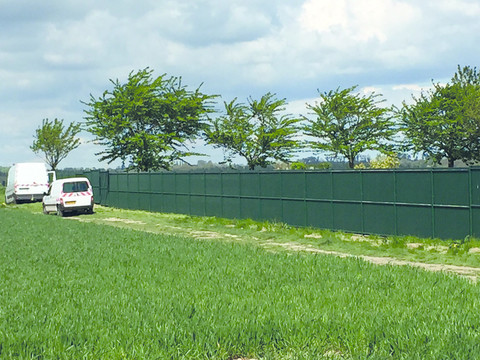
[43,204,49,215]
[56,206,65,217]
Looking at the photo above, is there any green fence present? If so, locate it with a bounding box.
[83,168,480,240]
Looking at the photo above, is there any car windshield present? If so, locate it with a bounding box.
[63,181,89,193]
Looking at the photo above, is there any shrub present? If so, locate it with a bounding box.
[314,162,332,169]
[290,162,307,170]
[370,153,401,169]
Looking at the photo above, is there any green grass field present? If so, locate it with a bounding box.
[1,203,480,359]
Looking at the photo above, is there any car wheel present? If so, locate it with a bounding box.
[43,204,49,215]
[56,205,65,217]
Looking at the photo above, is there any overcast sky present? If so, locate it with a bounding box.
[1,0,479,169]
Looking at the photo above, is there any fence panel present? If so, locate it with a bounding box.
[99,171,109,205]
[433,169,469,206]
[260,173,282,198]
[396,171,432,204]
[362,171,394,203]
[241,173,259,197]
[394,204,431,238]
[363,203,396,236]
[81,168,480,240]
[82,170,101,204]
[282,199,306,227]
[471,168,480,237]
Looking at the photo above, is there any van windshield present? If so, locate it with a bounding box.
[63,181,89,193]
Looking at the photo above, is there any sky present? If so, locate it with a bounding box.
[1,0,479,169]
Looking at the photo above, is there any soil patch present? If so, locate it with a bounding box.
[103,217,146,225]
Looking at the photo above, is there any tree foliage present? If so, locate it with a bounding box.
[369,153,401,169]
[83,68,216,171]
[31,118,81,171]
[205,93,300,170]
[399,65,480,167]
[303,86,396,169]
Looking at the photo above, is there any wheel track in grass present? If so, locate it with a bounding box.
[68,213,480,282]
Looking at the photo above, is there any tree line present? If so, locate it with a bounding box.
[31,65,480,171]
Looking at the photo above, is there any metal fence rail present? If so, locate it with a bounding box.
[83,168,480,240]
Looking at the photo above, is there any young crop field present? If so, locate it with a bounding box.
[1,202,480,359]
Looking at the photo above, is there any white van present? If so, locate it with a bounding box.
[42,177,94,216]
[5,162,56,204]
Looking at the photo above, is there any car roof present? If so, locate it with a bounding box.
[52,177,91,185]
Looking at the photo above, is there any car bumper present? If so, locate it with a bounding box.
[58,204,94,213]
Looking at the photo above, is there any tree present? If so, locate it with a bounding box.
[303,86,396,169]
[205,93,300,170]
[31,118,81,171]
[83,68,216,171]
[399,65,480,167]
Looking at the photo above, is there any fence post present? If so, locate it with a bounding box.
[431,169,435,238]
[360,170,365,234]
[469,168,473,237]
[257,171,261,220]
[330,170,335,229]
[280,172,284,222]
[393,170,398,236]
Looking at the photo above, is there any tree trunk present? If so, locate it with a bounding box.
[448,158,455,168]
[348,157,355,169]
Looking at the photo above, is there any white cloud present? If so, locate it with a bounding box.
[392,84,427,92]
[361,86,381,95]
[437,0,480,16]
[299,0,419,43]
